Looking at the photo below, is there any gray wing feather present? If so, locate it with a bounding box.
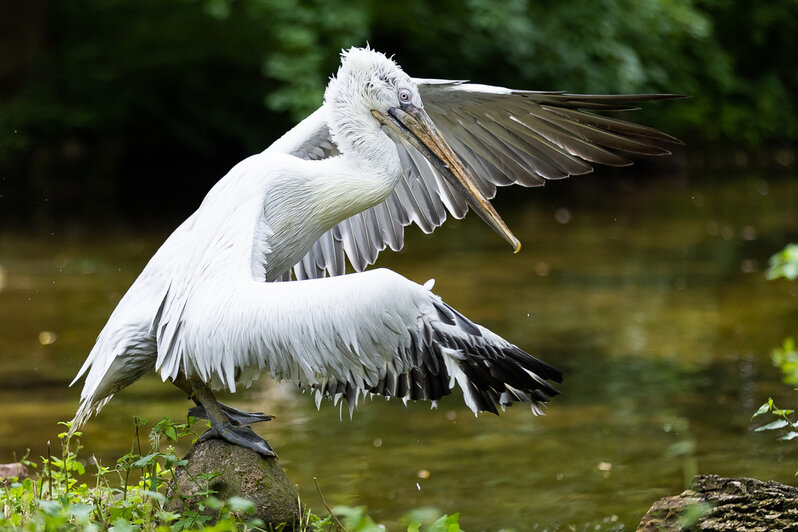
[279,80,681,279]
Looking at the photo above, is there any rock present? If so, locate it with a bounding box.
[167,439,299,529]
[638,474,798,531]
[0,462,30,484]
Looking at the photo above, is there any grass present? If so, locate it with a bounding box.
[0,417,462,531]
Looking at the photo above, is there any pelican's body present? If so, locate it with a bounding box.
[75,146,398,412]
[71,47,679,454]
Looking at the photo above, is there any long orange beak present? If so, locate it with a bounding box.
[372,105,521,253]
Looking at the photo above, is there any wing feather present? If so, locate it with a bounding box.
[372,198,404,251]
[271,80,682,279]
[178,268,561,416]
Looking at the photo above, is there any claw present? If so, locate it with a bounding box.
[184,375,277,458]
[200,422,277,458]
[189,404,273,425]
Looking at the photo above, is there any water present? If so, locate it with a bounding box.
[1,169,796,530]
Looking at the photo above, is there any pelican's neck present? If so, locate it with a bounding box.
[256,104,405,281]
[324,102,402,184]
[311,151,400,232]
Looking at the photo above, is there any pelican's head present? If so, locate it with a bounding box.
[325,47,520,252]
[325,47,420,125]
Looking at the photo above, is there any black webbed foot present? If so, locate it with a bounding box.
[189,403,273,425]
[183,375,277,458]
[199,421,277,458]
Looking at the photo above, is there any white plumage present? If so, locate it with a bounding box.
[71,47,678,453]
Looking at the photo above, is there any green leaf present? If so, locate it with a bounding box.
[39,500,63,517]
[109,517,134,532]
[205,496,223,511]
[679,501,713,528]
[782,431,798,440]
[332,505,383,532]
[403,506,444,526]
[227,496,255,513]
[752,402,771,418]
[164,426,178,442]
[156,510,180,522]
[140,490,166,504]
[133,453,160,468]
[766,245,798,280]
[754,419,789,431]
[433,513,463,532]
[68,503,94,522]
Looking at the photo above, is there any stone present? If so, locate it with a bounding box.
[638,474,798,531]
[167,438,299,529]
[0,462,30,484]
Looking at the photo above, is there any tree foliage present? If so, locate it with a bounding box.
[1,0,795,221]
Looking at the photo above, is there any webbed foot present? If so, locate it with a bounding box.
[199,421,277,458]
[189,403,273,425]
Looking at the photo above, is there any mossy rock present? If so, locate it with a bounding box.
[167,438,299,529]
[638,474,798,531]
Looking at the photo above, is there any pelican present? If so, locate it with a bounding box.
[70,47,680,456]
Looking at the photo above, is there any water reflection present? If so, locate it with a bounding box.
[0,170,796,530]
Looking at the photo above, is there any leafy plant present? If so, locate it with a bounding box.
[0,417,463,531]
[765,244,798,281]
[771,337,798,386]
[753,244,798,473]
[752,399,798,443]
[2,417,269,530]
[764,244,798,388]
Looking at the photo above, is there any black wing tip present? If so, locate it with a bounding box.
[507,345,563,381]
[452,342,563,415]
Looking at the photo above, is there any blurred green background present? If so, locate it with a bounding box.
[1,0,796,226]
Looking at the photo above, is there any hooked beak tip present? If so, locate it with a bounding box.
[379,105,522,254]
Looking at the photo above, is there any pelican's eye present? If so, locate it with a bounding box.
[398,88,412,103]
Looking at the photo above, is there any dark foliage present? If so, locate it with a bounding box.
[1,0,795,224]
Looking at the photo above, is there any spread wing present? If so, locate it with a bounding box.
[269,80,682,280]
[176,268,562,416]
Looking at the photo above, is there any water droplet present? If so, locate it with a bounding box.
[554,208,571,224]
[534,262,550,276]
[720,225,734,241]
[740,226,757,241]
[691,193,704,207]
[740,259,758,273]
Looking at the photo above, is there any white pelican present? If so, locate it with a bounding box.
[70,47,680,456]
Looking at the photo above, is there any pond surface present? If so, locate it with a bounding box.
[1,167,797,530]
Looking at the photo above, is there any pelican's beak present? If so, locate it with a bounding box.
[372,106,521,253]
